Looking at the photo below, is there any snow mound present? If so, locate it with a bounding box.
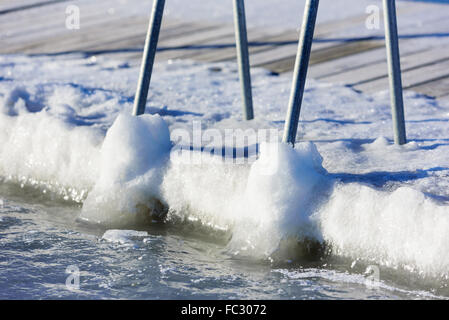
[80,113,171,227]
[228,141,328,257]
[163,141,329,258]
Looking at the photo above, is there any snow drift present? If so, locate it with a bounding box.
[1,55,449,279]
[79,113,449,277]
[319,184,449,277]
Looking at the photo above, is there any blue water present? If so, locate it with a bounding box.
[0,182,446,300]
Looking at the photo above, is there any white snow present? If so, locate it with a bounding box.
[162,141,329,258]
[225,142,328,257]
[1,49,449,276]
[0,96,102,201]
[80,113,171,226]
[319,184,449,277]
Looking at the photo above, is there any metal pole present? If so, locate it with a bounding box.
[383,0,406,145]
[282,0,319,145]
[233,0,254,120]
[132,0,165,116]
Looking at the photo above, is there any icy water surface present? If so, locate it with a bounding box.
[0,184,445,300]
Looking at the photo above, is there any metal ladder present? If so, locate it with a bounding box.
[132,0,254,121]
[132,0,407,146]
[283,0,407,146]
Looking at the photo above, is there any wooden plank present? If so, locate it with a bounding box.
[191,29,296,63]
[439,93,449,103]
[164,27,276,63]
[2,17,189,54]
[408,75,449,98]
[248,41,298,67]
[155,24,236,60]
[0,2,151,48]
[72,9,386,65]
[354,59,449,94]
[0,0,46,11]
[241,3,424,72]
[208,11,381,64]
[309,42,423,80]
[260,39,384,74]
[321,44,449,86]
[0,1,69,36]
[2,14,148,52]
[0,0,68,15]
[309,12,449,80]
[0,0,89,32]
[81,23,221,55]
[158,24,232,48]
[0,0,448,102]
[306,2,422,40]
[0,1,175,50]
[181,10,383,64]
[309,40,385,65]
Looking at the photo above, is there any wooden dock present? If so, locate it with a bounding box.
[1,0,449,102]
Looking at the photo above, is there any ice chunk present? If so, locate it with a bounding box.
[102,229,149,245]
